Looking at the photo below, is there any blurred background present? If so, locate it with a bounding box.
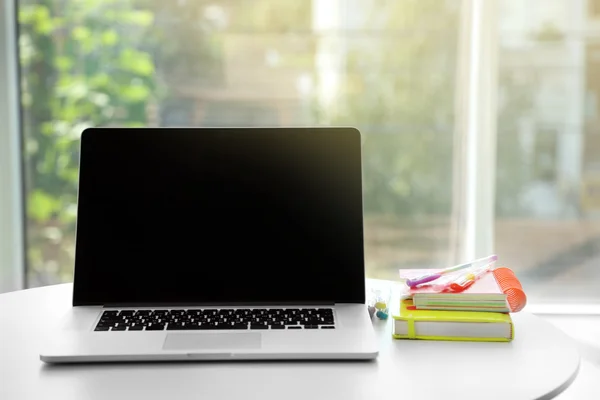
[11,0,600,303]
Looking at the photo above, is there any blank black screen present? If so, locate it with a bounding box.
[73,127,365,306]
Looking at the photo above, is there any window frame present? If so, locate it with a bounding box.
[451,0,498,262]
[0,0,25,292]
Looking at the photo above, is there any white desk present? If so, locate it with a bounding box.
[0,283,580,400]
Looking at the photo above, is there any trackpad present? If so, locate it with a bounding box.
[163,333,262,350]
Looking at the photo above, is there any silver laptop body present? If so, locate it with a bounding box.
[40,127,378,363]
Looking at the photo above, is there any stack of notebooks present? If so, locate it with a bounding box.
[393,268,525,342]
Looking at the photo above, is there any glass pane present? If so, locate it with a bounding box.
[18,0,460,287]
[496,0,600,303]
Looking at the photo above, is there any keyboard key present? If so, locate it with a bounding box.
[112,325,127,331]
[119,311,135,317]
[250,324,269,330]
[271,325,285,329]
[94,326,110,331]
[129,325,144,331]
[100,319,119,326]
[146,324,165,331]
[304,325,319,329]
[153,310,169,316]
[288,326,302,329]
[102,310,118,316]
[321,326,335,329]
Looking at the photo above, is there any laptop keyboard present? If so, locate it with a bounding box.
[94,308,335,331]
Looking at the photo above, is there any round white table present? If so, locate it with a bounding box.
[0,283,580,400]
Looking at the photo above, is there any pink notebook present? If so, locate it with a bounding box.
[399,269,504,296]
[398,269,509,314]
[399,269,509,312]
[399,268,526,313]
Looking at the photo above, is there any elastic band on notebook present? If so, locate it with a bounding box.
[492,267,527,312]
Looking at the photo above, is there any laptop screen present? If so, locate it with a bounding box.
[73,128,365,305]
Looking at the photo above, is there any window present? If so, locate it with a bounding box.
[496,0,600,303]
[17,0,460,287]
[4,0,599,305]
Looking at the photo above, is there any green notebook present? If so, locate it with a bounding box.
[393,299,514,342]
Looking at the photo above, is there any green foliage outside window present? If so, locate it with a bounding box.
[19,0,156,284]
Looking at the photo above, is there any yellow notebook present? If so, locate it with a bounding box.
[392,299,514,342]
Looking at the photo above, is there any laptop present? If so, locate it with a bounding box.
[40,127,378,363]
